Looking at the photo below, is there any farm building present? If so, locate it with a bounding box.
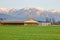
[0,21,25,25]
[24,18,38,25]
[0,19,38,25]
[0,18,51,26]
[38,22,51,26]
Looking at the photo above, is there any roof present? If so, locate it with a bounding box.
[24,18,38,23]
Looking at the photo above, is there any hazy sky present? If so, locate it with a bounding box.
[0,0,60,10]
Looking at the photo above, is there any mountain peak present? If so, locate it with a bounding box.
[48,9,60,13]
[24,6,44,11]
[9,8,17,12]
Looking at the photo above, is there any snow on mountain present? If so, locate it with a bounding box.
[24,7,44,12]
[10,7,45,18]
[0,8,9,14]
[9,8,17,12]
[0,7,60,22]
[48,9,60,14]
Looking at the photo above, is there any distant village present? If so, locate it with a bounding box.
[0,17,60,26]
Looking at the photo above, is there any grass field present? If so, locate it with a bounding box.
[0,25,60,40]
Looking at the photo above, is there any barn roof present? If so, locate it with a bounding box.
[24,18,38,23]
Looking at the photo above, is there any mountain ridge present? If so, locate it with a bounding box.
[0,7,60,22]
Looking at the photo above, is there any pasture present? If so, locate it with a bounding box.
[0,25,60,40]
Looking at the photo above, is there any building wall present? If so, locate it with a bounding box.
[1,22,24,25]
[38,22,51,26]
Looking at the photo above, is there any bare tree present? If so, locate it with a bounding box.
[52,18,55,23]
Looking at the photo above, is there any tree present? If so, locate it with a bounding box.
[46,17,50,22]
[0,18,6,21]
[52,18,55,23]
[0,18,3,21]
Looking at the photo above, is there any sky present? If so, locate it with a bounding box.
[0,0,60,10]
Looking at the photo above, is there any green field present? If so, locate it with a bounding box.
[0,25,60,40]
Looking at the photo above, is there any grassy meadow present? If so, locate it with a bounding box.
[0,25,60,40]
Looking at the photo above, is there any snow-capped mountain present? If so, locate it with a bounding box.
[9,7,45,18]
[0,7,60,22]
